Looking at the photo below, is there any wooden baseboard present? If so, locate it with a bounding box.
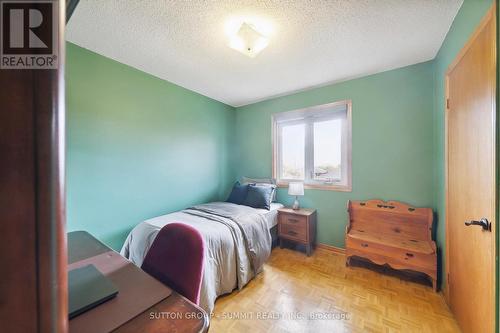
[316,243,345,255]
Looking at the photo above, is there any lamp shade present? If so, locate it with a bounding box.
[288,182,304,196]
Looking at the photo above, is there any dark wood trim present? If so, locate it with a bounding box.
[0,66,39,333]
[0,0,67,332]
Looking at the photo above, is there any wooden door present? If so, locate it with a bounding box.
[445,5,496,333]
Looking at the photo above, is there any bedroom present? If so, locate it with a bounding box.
[1,0,497,332]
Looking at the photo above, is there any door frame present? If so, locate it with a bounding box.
[0,0,82,332]
[444,1,497,327]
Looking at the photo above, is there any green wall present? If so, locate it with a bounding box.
[66,43,235,250]
[232,0,494,290]
[66,1,494,292]
[233,61,435,248]
[67,43,437,252]
[432,0,493,289]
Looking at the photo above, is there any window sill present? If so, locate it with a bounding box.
[277,182,352,192]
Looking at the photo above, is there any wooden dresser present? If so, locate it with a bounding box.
[345,200,437,290]
[278,208,317,256]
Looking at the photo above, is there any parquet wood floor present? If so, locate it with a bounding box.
[210,248,459,333]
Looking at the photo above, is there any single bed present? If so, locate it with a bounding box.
[120,201,283,313]
[255,202,283,228]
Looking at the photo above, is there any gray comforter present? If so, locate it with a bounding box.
[120,202,272,313]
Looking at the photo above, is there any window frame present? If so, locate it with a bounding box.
[272,100,352,192]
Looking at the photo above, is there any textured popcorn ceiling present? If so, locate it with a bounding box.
[66,0,463,107]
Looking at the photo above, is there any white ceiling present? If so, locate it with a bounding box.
[66,0,463,107]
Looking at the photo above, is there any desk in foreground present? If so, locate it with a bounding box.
[68,231,209,333]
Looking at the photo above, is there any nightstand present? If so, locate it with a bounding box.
[277,208,317,256]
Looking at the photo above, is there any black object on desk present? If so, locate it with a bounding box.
[68,264,118,319]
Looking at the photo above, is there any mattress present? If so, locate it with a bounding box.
[255,202,284,229]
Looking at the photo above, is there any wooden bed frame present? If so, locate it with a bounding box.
[345,200,437,290]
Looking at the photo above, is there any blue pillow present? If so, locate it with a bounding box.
[226,182,248,205]
[242,184,275,210]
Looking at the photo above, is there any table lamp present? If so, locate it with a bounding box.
[288,182,304,210]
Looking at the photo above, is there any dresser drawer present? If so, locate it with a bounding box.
[279,222,307,242]
[280,213,307,227]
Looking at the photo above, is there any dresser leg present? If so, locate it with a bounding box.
[306,244,311,256]
[279,239,283,249]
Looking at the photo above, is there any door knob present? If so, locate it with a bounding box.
[464,218,491,231]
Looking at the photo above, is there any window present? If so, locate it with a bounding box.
[272,100,352,191]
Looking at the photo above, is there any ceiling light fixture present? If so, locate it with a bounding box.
[227,22,269,58]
